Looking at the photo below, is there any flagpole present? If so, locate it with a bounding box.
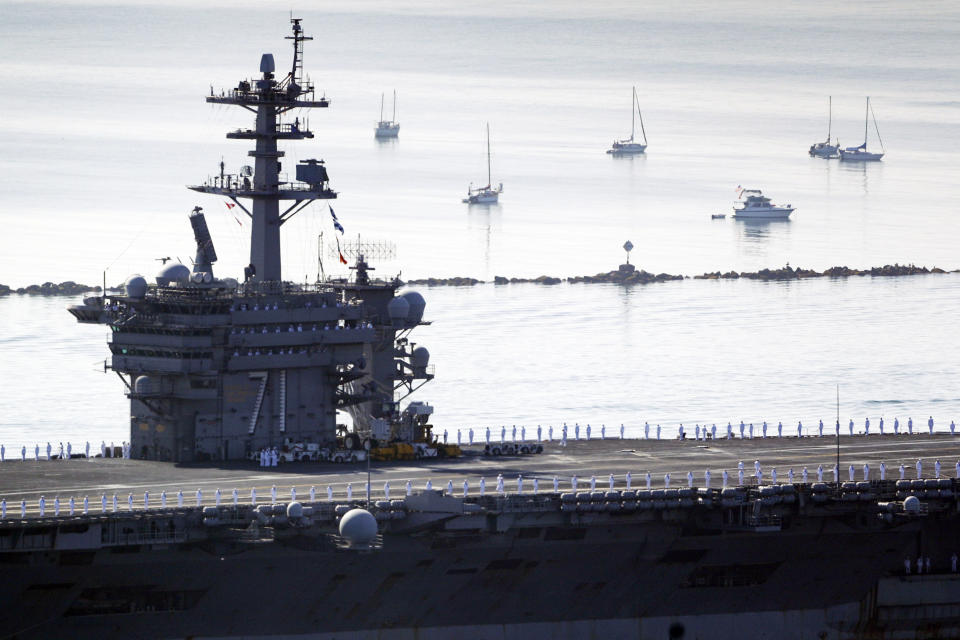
[317,231,325,283]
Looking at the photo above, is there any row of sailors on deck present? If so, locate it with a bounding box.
[466,416,956,446]
[10,456,960,519]
[230,321,372,335]
[681,416,951,439]
[0,440,131,462]
[231,300,348,312]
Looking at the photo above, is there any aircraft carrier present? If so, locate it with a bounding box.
[1,18,960,640]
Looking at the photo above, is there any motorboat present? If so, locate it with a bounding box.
[732,189,794,219]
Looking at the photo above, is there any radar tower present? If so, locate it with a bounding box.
[190,17,334,283]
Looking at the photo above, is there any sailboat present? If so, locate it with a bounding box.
[839,96,884,162]
[463,123,503,204]
[374,90,400,138]
[607,86,647,155]
[808,96,839,158]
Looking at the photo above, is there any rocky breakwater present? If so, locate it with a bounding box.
[693,263,948,281]
[0,281,105,296]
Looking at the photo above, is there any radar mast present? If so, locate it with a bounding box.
[190,17,334,282]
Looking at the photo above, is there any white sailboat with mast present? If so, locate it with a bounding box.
[463,123,503,204]
[839,96,884,162]
[607,86,647,155]
[374,90,400,138]
[809,96,839,158]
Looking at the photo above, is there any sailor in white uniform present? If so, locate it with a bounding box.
[704,469,711,488]
[722,469,728,488]
[863,463,869,480]
[738,469,744,485]
[711,424,717,440]
[590,476,597,491]
[177,490,184,508]
[571,475,578,491]
[196,489,203,507]
[848,465,855,482]
[533,478,539,494]
[664,473,671,488]
[329,485,335,500]
[144,491,150,510]
[777,421,782,438]
[600,425,605,440]
[620,424,625,439]
[553,476,559,492]
[762,422,767,438]
[469,428,475,445]
[727,422,732,439]
[818,420,824,437]
[501,426,506,443]
[899,464,905,480]
[929,416,935,435]
[516,476,522,495]
[609,474,615,490]
[657,425,661,440]
[848,419,854,437]
[802,467,808,483]
[748,423,754,439]
[496,474,504,494]
[575,424,580,440]
[645,422,650,439]
[686,471,693,488]
[865,417,870,436]
[916,459,923,478]
[626,472,632,489]
[894,418,900,435]
[645,472,652,489]
[908,417,913,435]
[586,424,591,440]
[739,421,745,439]
[797,421,803,438]
[880,462,886,480]
[38,496,46,517]
[935,459,942,478]
[485,427,491,444]
[384,482,390,500]
[462,479,469,497]
[233,488,240,506]
[771,468,777,484]
[480,478,486,496]
[347,483,353,500]
[447,480,454,495]
[817,465,823,482]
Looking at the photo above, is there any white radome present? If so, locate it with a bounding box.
[339,508,378,547]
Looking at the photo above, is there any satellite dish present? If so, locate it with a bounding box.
[240,165,253,177]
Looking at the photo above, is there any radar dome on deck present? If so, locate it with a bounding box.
[411,346,430,368]
[286,502,303,519]
[156,263,190,287]
[400,291,425,326]
[387,296,410,321]
[338,508,378,548]
[124,275,147,299]
[903,495,920,512]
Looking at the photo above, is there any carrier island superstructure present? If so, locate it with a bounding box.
[68,19,433,462]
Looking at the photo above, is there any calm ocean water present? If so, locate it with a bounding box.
[0,1,959,448]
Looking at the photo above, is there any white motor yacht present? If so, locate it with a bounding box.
[732,189,794,219]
